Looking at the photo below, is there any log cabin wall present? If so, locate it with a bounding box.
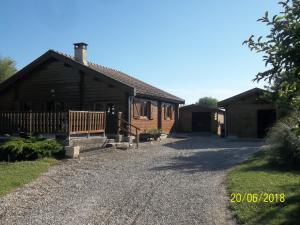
[0,59,81,111]
[0,59,129,115]
[130,97,177,134]
[131,98,159,133]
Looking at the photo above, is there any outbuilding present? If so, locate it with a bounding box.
[179,104,224,135]
[218,88,277,138]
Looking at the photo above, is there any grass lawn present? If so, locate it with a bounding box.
[0,158,57,197]
[227,150,300,225]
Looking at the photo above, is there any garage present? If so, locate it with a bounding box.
[179,104,224,135]
[218,88,277,138]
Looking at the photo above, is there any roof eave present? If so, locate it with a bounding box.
[136,93,185,104]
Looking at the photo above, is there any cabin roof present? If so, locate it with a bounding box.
[0,50,185,104]
[218,88,269,107]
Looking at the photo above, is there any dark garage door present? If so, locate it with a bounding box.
[257,109,276,138]
[192,112,211,132]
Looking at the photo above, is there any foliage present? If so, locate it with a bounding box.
[140,128,162,141]
[0,137,64,161]
[244,0,300,110]
[196,97,218,108]
[227,150,300,225]
[146,128,162,135]
[0,56,17,83]
[265,112,300,168]
[0,158,57,196]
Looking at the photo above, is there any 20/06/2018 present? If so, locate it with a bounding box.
[230,193,285,203]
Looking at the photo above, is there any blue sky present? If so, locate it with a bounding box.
[0,0,281,104]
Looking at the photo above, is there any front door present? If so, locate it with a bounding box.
[105,103,117,134]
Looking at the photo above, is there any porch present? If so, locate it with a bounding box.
[0,110,140,149]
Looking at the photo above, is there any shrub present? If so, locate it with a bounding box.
[147,128,162,135]
[140,128,162,141]
[265,112,300,169]
[0,137,64,161]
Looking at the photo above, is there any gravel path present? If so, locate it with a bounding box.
[0,136,262,225]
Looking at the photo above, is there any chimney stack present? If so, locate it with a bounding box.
[73,42,88,65]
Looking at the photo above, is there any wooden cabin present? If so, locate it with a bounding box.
[0,43,184,137]
[179,104,224,135]
[218,88,276,138]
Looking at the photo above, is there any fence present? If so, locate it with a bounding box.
[0,111,106,136]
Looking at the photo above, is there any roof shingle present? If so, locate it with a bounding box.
[54,51,185,103]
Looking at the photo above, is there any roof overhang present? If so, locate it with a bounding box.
[136,93,185,104]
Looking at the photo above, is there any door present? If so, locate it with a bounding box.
[192,112,211,132]
[257,109,276,138]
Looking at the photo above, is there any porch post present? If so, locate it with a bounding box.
[67,110,71,141]
[117,112,122,135]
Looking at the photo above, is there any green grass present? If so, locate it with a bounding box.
[0,158,57,197]
[227,150,300,225]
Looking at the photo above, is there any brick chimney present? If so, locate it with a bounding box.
[73,42,88,65]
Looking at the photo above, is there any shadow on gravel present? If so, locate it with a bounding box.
[164,136,263,151]
[151,137,263,173]
[151,147,260,173]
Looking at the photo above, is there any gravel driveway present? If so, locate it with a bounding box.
[0,136,262,225]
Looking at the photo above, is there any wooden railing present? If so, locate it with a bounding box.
[117,112,140,148]
[0,111,106,136]
[0,111,68,134]
[68,111,106,135]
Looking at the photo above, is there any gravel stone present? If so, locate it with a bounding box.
[0,136,263,225]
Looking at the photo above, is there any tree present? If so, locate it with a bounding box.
[243,0,300,112]
[196,97,218,108]
[0,57,17,83]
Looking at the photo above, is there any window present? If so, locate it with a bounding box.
[164,104,173,120]
[140,101,151,117]
[133,100,152,119]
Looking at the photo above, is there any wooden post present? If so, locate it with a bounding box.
[29,110,32,136]
[103,112,106,137]
[68,110,71,141]
[117,112,122,135]
[87,111,91,138]
[136,129,139,149]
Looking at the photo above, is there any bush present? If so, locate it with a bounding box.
[140,128,162,141]
[265,112,300,168]
[147,128,162,136]
[0,137,64,161]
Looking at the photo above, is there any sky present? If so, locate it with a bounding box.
[0,0,282,104]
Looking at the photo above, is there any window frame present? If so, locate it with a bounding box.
[164,104,174,120]
[133,99,152,120]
